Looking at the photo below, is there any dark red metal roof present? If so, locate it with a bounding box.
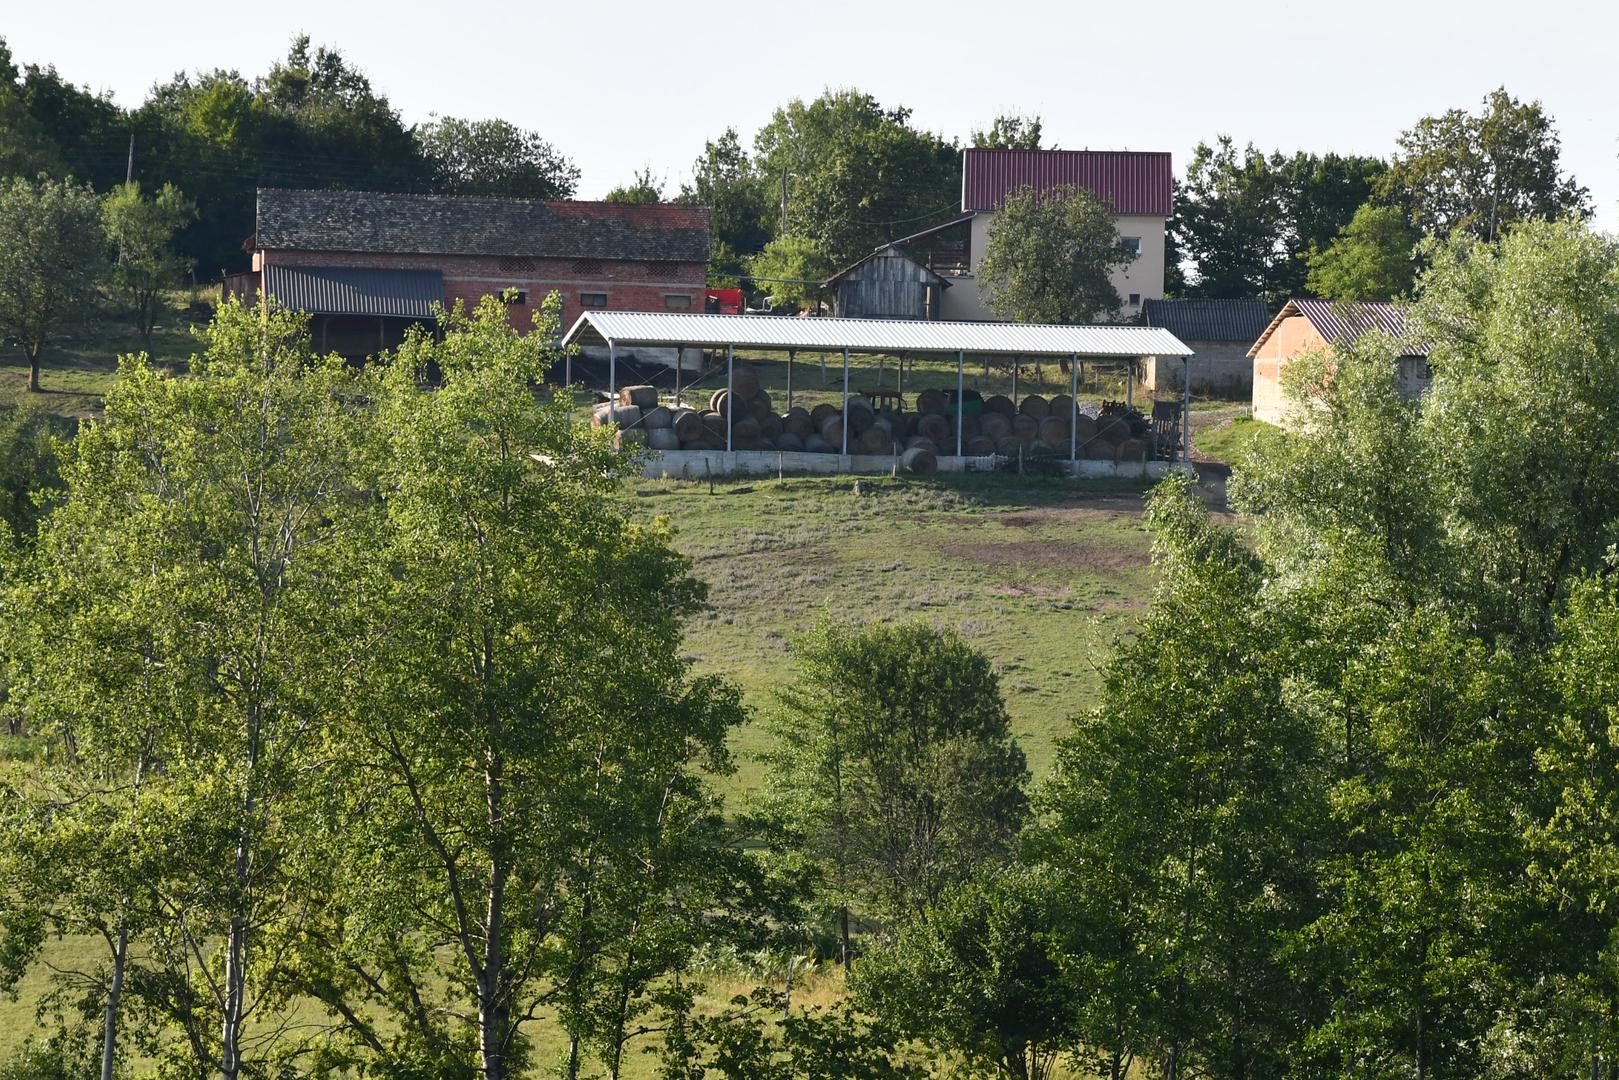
[961,149,1173,216]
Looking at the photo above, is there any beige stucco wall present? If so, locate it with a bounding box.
[1250,315,1326,427]
[947,211,1166,323]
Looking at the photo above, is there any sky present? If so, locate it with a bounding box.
[7,0,1617,227]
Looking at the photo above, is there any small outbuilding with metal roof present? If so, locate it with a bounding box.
[1142,298,1272,398]
[1249,298,1431,427]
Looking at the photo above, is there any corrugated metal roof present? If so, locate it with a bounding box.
[1143,299,1273,343]
[1248,298,1428,357]
[256,189,709,263]
[562,311,1192,358]
[962,149,1173,216]
[263,265,444,319]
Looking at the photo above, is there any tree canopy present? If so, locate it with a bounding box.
[977,184,1135,323]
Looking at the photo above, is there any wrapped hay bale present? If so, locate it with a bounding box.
[1073,415,1097,444]
[819,413,845,449]
[979,412,1011,441]
[995,436,1024,456]
[810,403,838,427]
[759,413,784,441]
[709,388,732,416]
[701,411,726,437]
[905,436,939,454]
[646,427,680,451]
[915,388,948,416]
[1011,414,1040,444]
[965,435,997,455]
[775,432,805,452]
[671,408,703,443]
[804,433,834,453]
[747,392,774,424]
[856,425,892,454]
[783,407,813,437]
[614,428,647,449]
[642,406,673,429]
[983,394,1015,417]
[1019,394,1050,419]
[917,413,951,444]
[1049,394,1074,417]
[618,385,658,409]
[1083,438,1115,460]
[729,364,761,400]
[900,446,938,475]
[1037,416,1070,449]
[845,396,877,434]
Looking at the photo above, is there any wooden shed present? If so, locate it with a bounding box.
[822,245,948,320]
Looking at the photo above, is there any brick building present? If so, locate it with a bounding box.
[1249,298,1430,428]
[226,188,709,358]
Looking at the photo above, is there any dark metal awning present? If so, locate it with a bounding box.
[263,265,444,319]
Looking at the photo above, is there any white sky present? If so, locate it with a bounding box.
[7,0,1616,228]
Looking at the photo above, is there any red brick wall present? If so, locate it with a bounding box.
[257,248,706,331]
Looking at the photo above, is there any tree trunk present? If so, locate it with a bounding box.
[27,347,41,393]
[480,755,509,1080]
[100,916,128,1080]
[221,831,249,1079]
[839,905,851,972]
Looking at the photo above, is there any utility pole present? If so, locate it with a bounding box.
[125,132,134,185]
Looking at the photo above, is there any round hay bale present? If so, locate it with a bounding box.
[618,384,658,409]
[917,413,951,444]
[758,413,784,440]
[983,394,1015,417]
[642,405,674,429]
[783,407,813,436]
[1048,394,1074,416]
[979,411,1011,441]
[1115,438,1148,463]
[915,388,948,416]
[607,405,643,430]
[965,435,997,455]
[856,425,892,455]
[1020,394,1050,419]
[747,392,774,423]
[729,364,761,400]
[900,446,938,475]
[995,436,1024,456]
[819,414,845,449]
[646,427,680,451]
[1084,438,1115,460]
[871,415,893,437]
[591,404,613,428]
[804,433,834,453]
[709,389,732,416]
[701,410,726,436]
[810,402,838,427]
[889,412,917,439]
[775,431,805,452]
[614,428,646,449]
[905,436,939,455]
[1011,414,1040,443]
[671,408,703,442]
[1095,417,1130,443]
[1073,415,1097,444]
[1037,416,1070,449]
[845,396,876,434]
[731,417,761,446]
[959,414,981,438]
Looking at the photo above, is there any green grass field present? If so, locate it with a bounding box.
[1191,413,1284,465]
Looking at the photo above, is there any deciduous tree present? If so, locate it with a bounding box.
[1304,203,1419,301]
[102,181,194,347]
[977,184,1134,323]
[0,176,107,392]
[417,114,579,199]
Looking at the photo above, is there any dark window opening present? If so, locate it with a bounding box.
[500,288,528,305]
[580,291,609,309]
[571,258,605,276]
[664,294,692,310]
[1128,293,1141,306]
[499,255,537,273]
[645,260,682,278]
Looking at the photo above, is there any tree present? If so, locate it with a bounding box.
[679,128,773,283]
[1378,87,1589,241]
[102,182,195,347]
[301,295,747,1080]
[853,865,1080,1080]
[1305,203,1420,301]
[747,235,834,312]
[758,621,1029,963]
[1171,138,1384,304]
[604,166,664,204]
[753,90,958,267]
[417,115,579,198]
[0,176,107,392]
[2,297,382,1079]
[976,184,1135,323]
[0,404,65,541]
[971,113,1044,149]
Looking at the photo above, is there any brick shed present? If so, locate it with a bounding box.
[1249,298,1431,428]
[225,188,709,359]
[1141,298,1272,399]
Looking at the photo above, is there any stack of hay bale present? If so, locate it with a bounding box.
[591,364,1148,468]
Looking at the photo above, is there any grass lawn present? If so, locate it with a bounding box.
[1193,413,1286,465]
[619,471,1165,798]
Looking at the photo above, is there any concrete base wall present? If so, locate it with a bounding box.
[640,449,1174,481]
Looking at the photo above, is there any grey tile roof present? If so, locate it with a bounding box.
[255,189,709,263]
[263,265,443,318]
[1143,298,1272,342]
[1249,298,1428,357]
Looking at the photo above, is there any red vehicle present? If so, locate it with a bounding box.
[705,287,743,315]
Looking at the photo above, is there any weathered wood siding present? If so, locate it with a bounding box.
[834,248,943,320]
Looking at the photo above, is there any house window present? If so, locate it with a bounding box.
[1128,293,1141,306]
[500,288,528,305]
[664,294,692,310]
[1122,236,1142,255]
[580,291,609,309]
